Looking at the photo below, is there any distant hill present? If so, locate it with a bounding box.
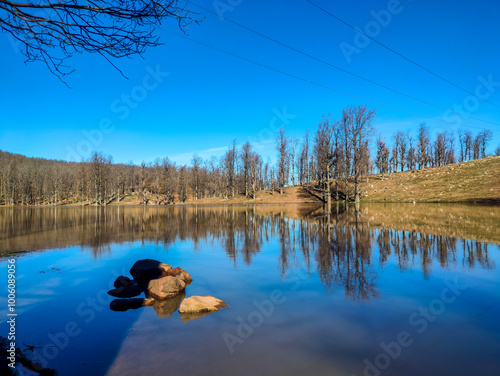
[361,156,500,204]
[184,156,500,205]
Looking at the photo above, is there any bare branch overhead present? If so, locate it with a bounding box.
[0,0,202,83]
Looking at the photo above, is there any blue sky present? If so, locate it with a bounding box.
[1,0,499,165]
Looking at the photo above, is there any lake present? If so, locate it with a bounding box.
[1,204,499,376]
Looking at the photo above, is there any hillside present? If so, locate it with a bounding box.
[154,156,500,205]
[360,156,500,204]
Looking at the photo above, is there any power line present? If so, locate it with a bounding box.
[186,1,500,128]
[162,28,491,132]
[307,0,500,110]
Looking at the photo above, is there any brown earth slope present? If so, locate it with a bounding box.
[360,156,500,204]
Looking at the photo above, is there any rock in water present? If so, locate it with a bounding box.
[147,276,186,300]
[179,295,229,314]
[153,291,185,318]
[130,259,172,282]
[165,267,193,286]
[110,298,155,312]
[114,275,132,288]
[179,311,213,323]
[107,282,144,298]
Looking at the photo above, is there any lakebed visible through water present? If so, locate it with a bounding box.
[1,204,499,376]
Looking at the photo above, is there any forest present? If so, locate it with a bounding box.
[0,105,496,206]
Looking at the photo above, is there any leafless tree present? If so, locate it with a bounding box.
[191,154,202,200]
[464,130,473,161]
[458,129,465,162]
[342,105,376,203]
[297,130,310,185]
[393,131,406,172]
[418,123,430,169]
[224,141,237,198]
[406,133,416,170]
[0,0,201,82]
[275,127,289,195]
[477,129,493,158]
[313,116,339,210]
[90,151,111,205]
[376,135,390,177]
[178,165,187,203]
[161,157,176,203]
[289,137,299,186]
[249,151,262,199]
[240,142,252,198]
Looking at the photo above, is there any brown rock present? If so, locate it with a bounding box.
[165,267,193,286]
[179,311,213,323]
[130,259,172,282]
[110,298,154,312]
[153,291,185,318]
[179,295,229,314]
[147,276,186,300]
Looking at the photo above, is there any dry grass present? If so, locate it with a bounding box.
[360,156,500,204]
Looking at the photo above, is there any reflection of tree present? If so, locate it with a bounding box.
[315,210,378,300]
[0,205,496,297]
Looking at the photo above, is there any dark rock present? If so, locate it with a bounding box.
[130,259,172,282]
[114,275,132,288]
[107,282,144,298]
[110,298,155,312]
[147,276,186,300]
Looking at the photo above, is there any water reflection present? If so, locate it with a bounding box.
[0,204,497,301]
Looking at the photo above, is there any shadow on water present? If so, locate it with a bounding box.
[0,204,498,375]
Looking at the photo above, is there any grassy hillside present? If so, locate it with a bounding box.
[360,156,500,203]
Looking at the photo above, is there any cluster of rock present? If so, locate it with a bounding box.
[108,259,228,321]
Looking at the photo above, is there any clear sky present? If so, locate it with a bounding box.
[1,0,499,165]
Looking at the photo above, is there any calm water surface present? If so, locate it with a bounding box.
[0,204,499,376]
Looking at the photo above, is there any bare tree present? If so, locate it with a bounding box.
[90,151,111,205]
[178,165,188,203]
[376,135,390,177]
[342,105,376,203]
[297,130,310,185]
[275,127,289,195]
[240,142,252,197]
[191,154,202,200]
[139,161,149,205]
[313,116,338,210]
[393,131,406,172]
[224,141,237,198]
[1,0,201,82]
[458,129,465,162]
[418,123,430,169]
[290,138,299,186]
[406,133,416,170]
[464,130,473,161]
[249,152,262,199]
[161,157,176,203]
[341,111,352,201]
[478,129,493,158]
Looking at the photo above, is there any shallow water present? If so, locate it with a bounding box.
[1,204,499,376]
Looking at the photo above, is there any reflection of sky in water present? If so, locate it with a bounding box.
[0,205,499,376]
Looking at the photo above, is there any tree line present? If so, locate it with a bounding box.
[0,105,496,206]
